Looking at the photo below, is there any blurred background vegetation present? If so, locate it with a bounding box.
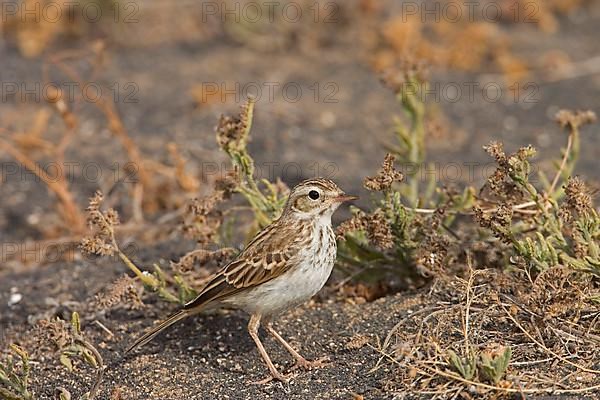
[2,1,600,398]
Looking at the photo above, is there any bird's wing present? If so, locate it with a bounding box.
[183,220,309,310]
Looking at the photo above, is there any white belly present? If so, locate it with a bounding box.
[223,225,336,316]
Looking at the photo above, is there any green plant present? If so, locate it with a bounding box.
[479,346,511,384]
[446,345,511,384]
[383,62,437,208]
[33,312,105,400]
[446,346,512,385]
[476,110,599,276]
[338,59,599,284]
[0,344,33,400]
[58,312,103,373]
[336,66,474,282]
[447,349,477,380]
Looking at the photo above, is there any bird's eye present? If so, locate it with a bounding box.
[308,190,320,200]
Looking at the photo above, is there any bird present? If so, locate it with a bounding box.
[125,178,357,383]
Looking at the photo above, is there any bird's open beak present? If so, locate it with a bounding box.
[334,194,359,203]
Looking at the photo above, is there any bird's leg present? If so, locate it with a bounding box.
[265,322,330,370]
[247,314,291,384]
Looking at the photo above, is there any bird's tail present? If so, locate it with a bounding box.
[125,309,190,354]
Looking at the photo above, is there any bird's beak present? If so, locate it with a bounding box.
[334,194,359,203]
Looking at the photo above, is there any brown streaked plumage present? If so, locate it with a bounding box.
[125,178,357,383]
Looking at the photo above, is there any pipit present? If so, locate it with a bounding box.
[126,178,357,383]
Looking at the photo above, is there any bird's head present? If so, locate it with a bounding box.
[283,178,357,220]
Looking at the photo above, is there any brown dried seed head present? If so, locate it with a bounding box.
[346,334,370,350]
[105,209,120,226]
[515,145,536,161]
[473,203,513,244]
[80,236,115,256]
[495,203,514,227]
[239,97,254,132]
[365,209,394,250]
[80,191,120,256]
[86,191,104,213]
[215,98,255,152]
[483,141,506,164]
[94,274,141,310]
[564,176,592,214]
[214,170,240,196]
[364,153,404,192]
[473,205,491,228]
[487,168,507,196]
[190,197,218,216]
[555,109,597,130]
[34,319,72,351]
[215,114,244,151]
[335,210,368,239]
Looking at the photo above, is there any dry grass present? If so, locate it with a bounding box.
[370,266,600,398]
[0,86,85,234]
[0,44,207,266]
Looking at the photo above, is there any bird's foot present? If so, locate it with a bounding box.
[250,370,295,385]
[291,355,331,371]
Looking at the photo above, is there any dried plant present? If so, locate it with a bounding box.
[370,267,599,398]
[80,191,183,303]
[215,97,289,228]
[180,176,235,245]
[336,68,471,285]
[363,153,404,192]
[93,275,143,311]
[78,99,294,308]
[369,0,592,84]
[0,89,85,235]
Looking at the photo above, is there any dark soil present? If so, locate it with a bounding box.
[0,250,410,399]
[2,247,599,400]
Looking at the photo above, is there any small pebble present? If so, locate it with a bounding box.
[8,287,23,306]
[319,111,336,128]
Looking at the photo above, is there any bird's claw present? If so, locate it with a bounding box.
[249,356,330,384]
[291,355,331,371]
[250,371,296,385]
